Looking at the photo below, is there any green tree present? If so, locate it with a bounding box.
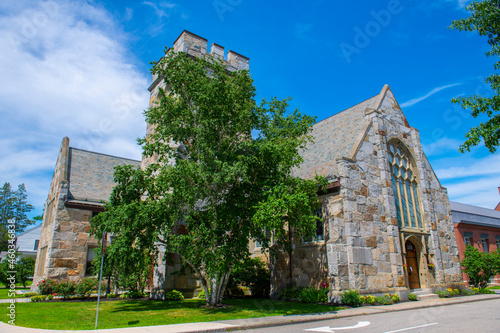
[92,51,325,307]
[91,236,153,294]
[16,257,35,288]
[461,245,500,288]
[450,0,500,153]
[0,183,35,251]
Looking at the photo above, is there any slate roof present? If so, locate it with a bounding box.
[450,201,500,228]
[67,148,141,203]
[293,94,379,179]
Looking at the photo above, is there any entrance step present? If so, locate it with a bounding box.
[411,289,439,301]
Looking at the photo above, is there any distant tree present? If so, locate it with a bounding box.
[450,0,500,153]
[16,257,35,288]
[91,51,325,307]
[91,235,153,294]
[0,183,35,251]
[461,245,500,288]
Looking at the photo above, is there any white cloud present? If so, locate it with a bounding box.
[142,1,176,19]
[446,176,500,209]
[434,154,500,180]
[0,1,149,214]
[422,137,463,156]
[400,83,461,108]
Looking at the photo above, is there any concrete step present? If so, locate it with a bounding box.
[411,289,439,301]
[416,293,440,301]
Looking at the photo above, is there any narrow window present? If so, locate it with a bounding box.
[481,238,489,253]
[33,239,40,251]
[304,209,324,242]
[85,247,96,276]
[388,141,423,229]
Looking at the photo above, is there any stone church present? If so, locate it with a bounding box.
[33,31,462,298]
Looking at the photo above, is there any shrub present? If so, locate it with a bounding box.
[376,295,394,305]
[298,287,328,304]
[227,257,270,298]
[446,287,460,296]
[23,292,39,298]
[479,288,495,294]
[30,295,47,302]
[436,290,451,298]
[341,290,361,307]
[278,286,302,300]
[366,295,377,305]
[461,245,500,289]
[107,293,117,298]
[54,280,77,299]
[472,287,480,294]
[165,290,184,301]
[460,288,474,296]
[47,294,54,300]
[120,290,147,298]
[38,279,58,295]
[197,289,206,299]
[359,296,367,304]
[389,293,400,303]
[75,278,98,298]
[408,293,418,301]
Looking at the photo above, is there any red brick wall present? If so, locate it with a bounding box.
[454,223,500,285]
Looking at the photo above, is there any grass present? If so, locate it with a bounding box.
[487,286,500,290]
[0,288,30,299]
[0,298,343,330]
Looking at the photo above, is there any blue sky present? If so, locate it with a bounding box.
[1,0,499,221]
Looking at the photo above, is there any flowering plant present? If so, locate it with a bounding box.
[427,263,435,269]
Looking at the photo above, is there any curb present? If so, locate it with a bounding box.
[0,294,498,333]
[217,294,500,332]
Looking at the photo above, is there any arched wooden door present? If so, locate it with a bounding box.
[405,240,420,289]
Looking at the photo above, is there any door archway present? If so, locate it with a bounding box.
[405,239,420,289]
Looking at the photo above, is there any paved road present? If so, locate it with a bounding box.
[239,298,500,333]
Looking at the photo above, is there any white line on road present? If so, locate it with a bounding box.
[383,322,438,333]
[305,321,371,332]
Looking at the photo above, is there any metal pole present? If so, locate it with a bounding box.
[95,232,106,329]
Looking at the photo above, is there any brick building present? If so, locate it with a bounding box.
[451,201,500,285]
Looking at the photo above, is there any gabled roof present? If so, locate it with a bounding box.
[67,148,141,203]
[293,90,382,179]
[450,201,500,228]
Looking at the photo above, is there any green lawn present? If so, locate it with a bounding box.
[0,298,343,330]
[487,286,500,290]
[0,288,30,299]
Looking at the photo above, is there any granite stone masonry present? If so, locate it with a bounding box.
[34,31,462,300]
[31,137,140,291]
[272,85,462,300]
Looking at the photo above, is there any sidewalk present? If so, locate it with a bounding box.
[1,293,499,333]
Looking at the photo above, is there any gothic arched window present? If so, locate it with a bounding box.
[388,141,423,229]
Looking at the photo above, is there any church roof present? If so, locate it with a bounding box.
[67,148,141,203]
[293,93,379,179]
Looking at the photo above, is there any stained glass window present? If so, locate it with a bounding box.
[388,141,423,229]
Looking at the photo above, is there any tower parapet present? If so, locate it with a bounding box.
[143,30,250,170]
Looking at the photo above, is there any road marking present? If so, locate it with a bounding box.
[383,322,438,333]
[305,321,371,332]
